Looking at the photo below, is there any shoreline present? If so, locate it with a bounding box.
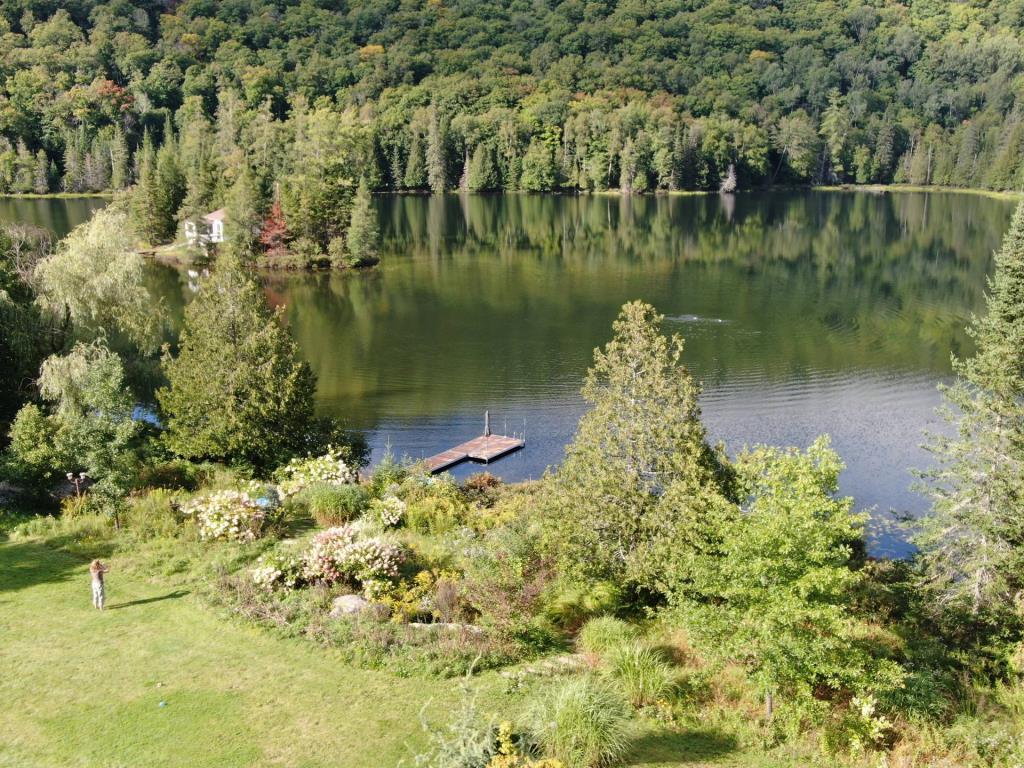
[0,191,113,199]
[5,185,1022,203]
[811,184,1024,201]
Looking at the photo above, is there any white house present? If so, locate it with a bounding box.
[184,209,227,246]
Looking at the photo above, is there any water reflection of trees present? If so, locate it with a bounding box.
[266,193,1010,422]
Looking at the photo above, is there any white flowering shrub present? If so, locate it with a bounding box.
[183,490,267,541]
[276,447,356,497]
[251,551,305,591]
[302,525,404,591]
[369,495,406,527]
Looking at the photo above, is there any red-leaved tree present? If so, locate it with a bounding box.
[259,193,289,258]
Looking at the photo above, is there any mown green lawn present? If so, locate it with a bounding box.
[0,541,797,768]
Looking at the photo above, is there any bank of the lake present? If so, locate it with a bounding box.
[137,189,1014,556]
[2,189,1013,556]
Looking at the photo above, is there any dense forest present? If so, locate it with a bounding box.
[0,1,1023,239]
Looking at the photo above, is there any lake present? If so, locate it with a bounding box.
[15,191,1017,556]
[0,196,107,236]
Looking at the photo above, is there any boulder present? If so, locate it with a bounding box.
[329,594,370,618]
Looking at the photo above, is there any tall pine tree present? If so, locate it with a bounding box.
[426,105,447,193]
[916,201,1024,629]
[130,130,164,244]
[153,115,186,242]
[343,176,379,268]
[109,126,130,190]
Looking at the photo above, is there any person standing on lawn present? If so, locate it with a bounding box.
[89,560,109,610]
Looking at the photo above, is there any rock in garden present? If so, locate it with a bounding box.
[329,594,370,617]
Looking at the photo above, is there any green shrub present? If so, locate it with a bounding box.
[301,483,368,527]
[122,489,182,540]
[135,459,208,491]
[287,236,326,268]
[821,695,894,757]
[544,580,622,632]
[606,642,674,708]
[367,448,408,498]
[11,513,115,558]
[576,617,637,658]
[530,676,631,768]
[405,494,465,534]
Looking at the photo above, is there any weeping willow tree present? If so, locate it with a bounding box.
[0,225,60,435]
[34,206,164,353]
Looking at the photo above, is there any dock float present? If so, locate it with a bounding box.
[423,412,525,474]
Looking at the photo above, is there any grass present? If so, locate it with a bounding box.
[0,540,484,768]
[0,534,818,768]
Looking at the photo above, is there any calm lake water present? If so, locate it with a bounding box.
[14,192,1016,556]
[0,196,107,236]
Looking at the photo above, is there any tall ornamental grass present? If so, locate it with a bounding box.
[530,677,631,768]
[606,642,675,708]
[576,616,637,658]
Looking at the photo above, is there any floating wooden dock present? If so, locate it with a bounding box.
[423,412,525,474]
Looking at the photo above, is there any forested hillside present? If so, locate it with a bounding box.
[1,0,1024,217]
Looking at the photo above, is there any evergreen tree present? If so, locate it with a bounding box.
[953,120,981,188]
[426,105,447,193]
[13,140,33,193]
[157,255,318,469]
[541,301,731,583]
[85,139,110,191]
[916,201,1024,628]
[678,125,701,189]
[872,118,896,183]
[921,199,1024,638]
[404,130,427,189]
[153,116,186,242]
[618,136,637,193]
[62,130,85,193]
[32,149,48,193]
[224,163,262,255]
[343,176,379,267]
[820,90,850,181]
[178,150,214,223]
[130,130,164,244]
[109,126,130,190]
[467,143,498,192]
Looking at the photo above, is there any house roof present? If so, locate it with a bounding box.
[203,208,227,223]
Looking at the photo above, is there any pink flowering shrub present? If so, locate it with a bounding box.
[302,525,404,591]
